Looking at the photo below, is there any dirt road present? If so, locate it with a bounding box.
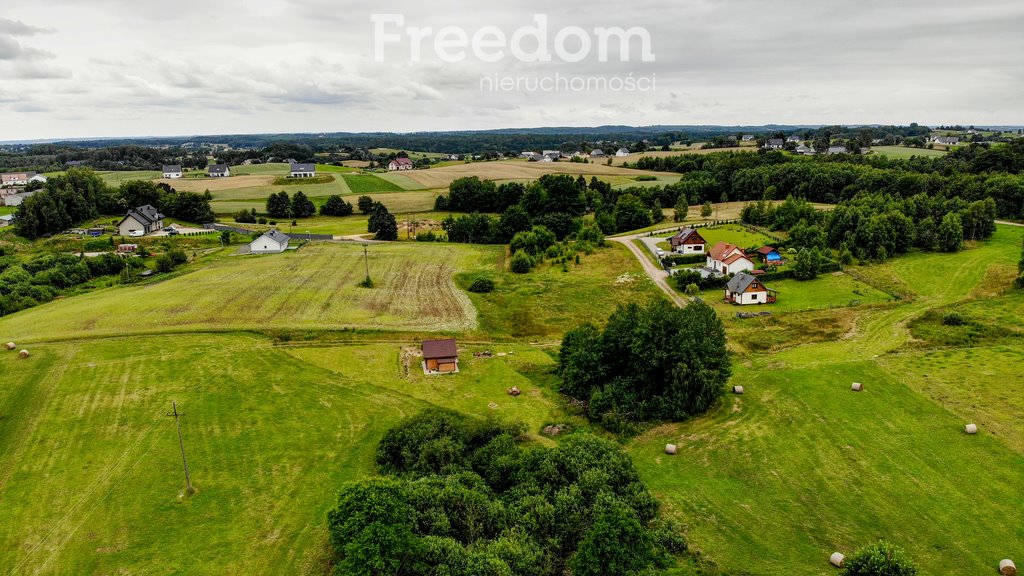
[609,230,688,307]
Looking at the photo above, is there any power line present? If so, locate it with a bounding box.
[166,401,194,493]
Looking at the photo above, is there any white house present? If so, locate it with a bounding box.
[289,162,316,178]
[208,164,231,177]
[707,242,755,276]
[0,172,46,187]
[162,165,183,179]
[741,135,755,142]
[669,227,707,255]
[615,148,630,157]
[2,190,35,206]
[250,229,290,254]
[117,204,164,236]
[786,135,802,143]
[764,138,784,150]
[388,158,414,171]
[725,273,776,305]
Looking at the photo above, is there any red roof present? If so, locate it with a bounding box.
[422,338,457,360]
[709,242,742,261]
[391,158,413,167]
[756,246,777,255]
[722,252,752,265]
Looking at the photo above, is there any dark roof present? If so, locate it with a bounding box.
[671,227,703,245]
[767,138,784,145]
[260,229,290,244]
[162,165,181,172]
[422,338,457,360]
[391,158,413,166]
[123,204,164,226]
[209,163,230,174]
[727,272,767,293]
[290,162,315,173]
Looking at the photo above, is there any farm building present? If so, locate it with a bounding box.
[422,338,459,374]
[795,144,815,155]
[208,164,231,177]
[590,149,607,158]
[827,146,848,155]
[162,165,182,178]
[289,162,316,178]
[0,171,46,187]
[707,242,755,276]
[725,272,776,305]
[615,148,630,157]
[754,246,783,264]
[741,135,755,141]
[117,204,164,236]
[669,227,707,255]
[2,190,35,206]
[249,229,290,254]
[388,158,414,171]
[764,138,784,150]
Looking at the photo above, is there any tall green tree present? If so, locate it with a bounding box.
[290,190,316,218]
[266,191,291,219]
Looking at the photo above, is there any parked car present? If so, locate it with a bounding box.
[163,226,174,232]
[128,230,144,237]
[167,229,179,236]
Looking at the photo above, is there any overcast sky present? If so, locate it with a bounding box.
[0,0,1022,141]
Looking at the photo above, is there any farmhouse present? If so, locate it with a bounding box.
[615,148,630,157]
[754,245,784,265]
[422,338,459,374]
[827,146,848,155]
[289,162,316,178]
[388,158,414,171]
[117,204,165,236]
[786,135,802,143]
[589,149,607,158]
[707,242,755,276]
[249,229,290,254]
[209,164,231,177]
[2,190,35,206]
[725,272,776,305]
[162,165,182,179]
[741,135,755,142]
[764,138,784,150]
[932,136,960,145]
[669,227,706,255]
[1,171,46,187]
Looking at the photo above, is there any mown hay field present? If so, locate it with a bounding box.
[379,159,675,189]
[0,242,503,342]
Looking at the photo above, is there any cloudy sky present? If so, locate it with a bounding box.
[0,0,1022,141]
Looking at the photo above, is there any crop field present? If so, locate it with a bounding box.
[0,243,502,341]
[341,174,404,193]
[381,159,674,189]
[98,170,161,184]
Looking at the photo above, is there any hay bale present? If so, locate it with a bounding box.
[965,423,978,435]
[851,382,863,392]
[1000,559,1016,576]
[664,444,677,455]
[507,386,521,397]
[18,349,29,358]
[5,342,15,350]
[732,385,744,394]
[829,552,846,568]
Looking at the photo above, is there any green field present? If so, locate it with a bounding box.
[341,174,404,193]
[870,145,948,159]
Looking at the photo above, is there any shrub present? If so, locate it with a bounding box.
[509,250,533,273]
[842,540,918,576]
[154,255,174,273]
[467,277,495,293]
[941,311,966,326]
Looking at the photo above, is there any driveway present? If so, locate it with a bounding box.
[609,230,688,307]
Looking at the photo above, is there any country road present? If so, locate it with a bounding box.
[609,228,688,307]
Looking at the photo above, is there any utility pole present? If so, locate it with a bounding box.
[166,401,194,493]
[362,244,370,282]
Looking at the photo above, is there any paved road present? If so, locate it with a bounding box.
[609,231,688,307]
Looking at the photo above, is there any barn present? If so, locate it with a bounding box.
[422,339,459,374]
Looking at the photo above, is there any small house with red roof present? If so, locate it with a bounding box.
[707,241,755,276]
[388,158,414,171]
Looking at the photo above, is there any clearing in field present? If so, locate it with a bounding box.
[0,242,502,341]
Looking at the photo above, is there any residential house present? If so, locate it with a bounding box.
[707,241,755,276]
[589,149,607,158]
[519,151,535,159]
[2,190,35,206]
[289,162,316,178]
[422,338,459,374]
[669,227,707,255]
[542,150,561,158]
[162,165,183,179]
[764,138,784,150]
[741,135,755,142]
[754,245,784,265]
[388,158,414,171]
[615,147,630,157]
[249,229,290,254]
[933,136,960,145]
[0,171,46,187]
[827,145,848,155]
[117,204,165,236]
[795,144,815,155]
[724,272,776,305]
[208,164,231,177]
[786,135,802,143]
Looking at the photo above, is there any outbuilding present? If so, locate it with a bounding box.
[249,229,290,254]
[422,338,459,374]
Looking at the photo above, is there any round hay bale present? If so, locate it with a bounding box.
[5,342,15,350]
[1000,559,1016,576]
[829,552,845,568]
[965,423,978,435]
[851,382,863,392]
[18,349,29,359]
[732,385,744,394]
[664,443,677,455]
[507,386,521,397]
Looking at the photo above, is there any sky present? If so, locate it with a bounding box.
[0,0,1022,141]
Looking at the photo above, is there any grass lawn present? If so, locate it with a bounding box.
[870,145,948,159]
[341,174,405,193]
[0,243,502,341]
[463,243,663,339]
[314,164,359,173]
[97,170,161,185]
[0,333,416,574]
[697,271,894,315]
